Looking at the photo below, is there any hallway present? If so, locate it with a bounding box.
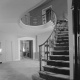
[0,59,39,80]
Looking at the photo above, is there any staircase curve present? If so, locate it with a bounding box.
[32,19,70,80]
[19,9,57,35]
[19,19,55,35]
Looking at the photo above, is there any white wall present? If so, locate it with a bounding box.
[34,31,52,60]
[0,32,37,62]
[0,33,18,62]
[37,31,52,50]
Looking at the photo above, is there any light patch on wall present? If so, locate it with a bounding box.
[0,42,2,53]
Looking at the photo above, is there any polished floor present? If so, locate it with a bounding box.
[0,59,39,80]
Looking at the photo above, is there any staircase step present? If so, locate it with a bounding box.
[53,50,69,52]
[54,46,69,50]
[56,28,68,32]
[57,35,69,38]
[56,33,68,36]
[56,27,68,30]
[43,65,70,75]
[42,59,69,62]
[47,60,69,67]
[42,59,69,67]
[56,39,68,41]
[57,36,69,39]
[49,55,69,61]
[56,40,69,44]
[43,65,70,70]
[55,39,69,43]
[56,30,68,32]
[56,31,69,34]
[52,51,69,55]
[55,42,69,46]
[39,71,70,80]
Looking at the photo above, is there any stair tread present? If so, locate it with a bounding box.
[39,71,70,79]
[57,36,69,37]
[56,31,68,33]
[49,55,69,57]
[52,50,69,52]
[43,65,70,70]
[57,33,68,36]
[55,42,69,44]
[54,45,69,47]
[53,50,69,52]
[57,36,69,38]
[56,39,69,41]
[54,46,69,48]
[42,59,69,63]
[56,31,69,33]
[57,39,69,41]
[56,27,68,29]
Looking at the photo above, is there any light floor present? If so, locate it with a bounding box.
[0,59,39,80]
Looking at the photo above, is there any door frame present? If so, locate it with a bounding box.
[18,37,36,60]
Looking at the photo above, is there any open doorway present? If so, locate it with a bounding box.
[20,40,33,60]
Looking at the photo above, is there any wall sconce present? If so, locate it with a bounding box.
[0,49,2,53]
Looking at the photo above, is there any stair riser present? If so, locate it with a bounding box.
[54,47,69,50]
[47,61,69,67]
[44,67,70,75]
[49,56,69,61]
[39,73,69,80]
[52,51,69,55]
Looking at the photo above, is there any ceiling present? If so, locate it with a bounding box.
[0,0,53,37]
[0,0,45,23]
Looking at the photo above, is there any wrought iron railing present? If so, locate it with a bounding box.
[39,22,56,71]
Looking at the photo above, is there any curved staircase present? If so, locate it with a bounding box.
[32,20,70,80]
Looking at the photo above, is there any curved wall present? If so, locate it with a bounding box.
[21,0,67,26]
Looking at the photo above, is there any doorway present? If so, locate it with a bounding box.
[20,40,33,60]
